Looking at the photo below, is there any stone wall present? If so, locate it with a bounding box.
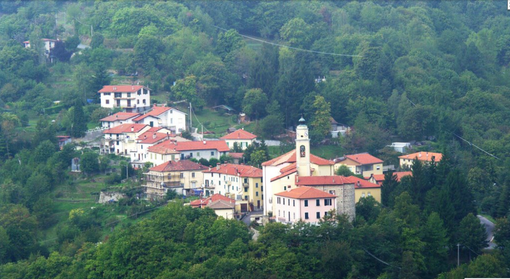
[98,191,127,204]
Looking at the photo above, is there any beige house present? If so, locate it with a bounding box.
[206,200,236,219]
[220,129,257,150]
[334,153,383,178]
[143,160,208,199]
[399,152,443,169]
[202,164,263,211]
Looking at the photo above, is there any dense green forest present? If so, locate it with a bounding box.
[0,0,510,278]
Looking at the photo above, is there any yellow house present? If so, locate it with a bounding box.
[334,153,383,178]
[220,129,257,150]
[143,160,208,199]
[398,152,443,169]
[202,164,263,211]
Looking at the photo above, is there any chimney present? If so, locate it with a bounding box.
[113,86,117,90]
[115,114,118,118]
[216,165,220,170]
[144,135,147,139]
[357,181,361,187]
[131,126,134,132]
[167,132,169,140]
[153,133,157,139]
[203,141,206,145]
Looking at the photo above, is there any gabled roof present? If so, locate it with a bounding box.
[295,175,380,188]
[206,199,235,210]
[262,150,334,167]
[344,153,383,165]
[371,172,412,183]
[148,140,230,154]
[133,105,175,122]
[203,164,262,178]
[103,124,148,134]
[137,132,172,144]
[98,85,145,93]
[270,168,297,182]
[100,112,141,122]
[220,129,257,140]
[275,186,336,199]
[398,152,443,162]
[228,152,244,159]
[190,194,235,207]
[150,160,208,172]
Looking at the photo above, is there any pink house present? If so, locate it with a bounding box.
[274,186,336,224]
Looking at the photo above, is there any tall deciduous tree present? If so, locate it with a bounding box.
[456,213,487,256]
[242,88,268,120]
[310,95,331,144]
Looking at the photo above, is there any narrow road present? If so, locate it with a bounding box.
[477,215,496,249]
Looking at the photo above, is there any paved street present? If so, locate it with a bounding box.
[477,215,496,249]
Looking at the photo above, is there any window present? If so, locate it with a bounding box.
[316,212,320,219]
[261,186,263,191]
[368,192,372,196]
[244,187,248,192]
[106,100,110,104]
[316,199,320,206]
[143,99,146,104]
[277,197,280,204]
[115,93,121,98]
[324,212,328,217]
[141,145,143,149]
[288,199,290,206]
[278,210,280,217]
[284,186,287,190]
[305,213,309,220]
[329,190,336,195]
[137,100,139,104]
[256,183,258,188]
[211,151,214,156]
[376,165,380,170]
[256,192,259,197]
[325,199,332,206]
[104,93,110,96]
[219,181,221,185]
[362,192,365,197]
[116,141,119,145]
[180,173,184,178]
[304,200,308,207]
[244,178,248,183]
[127,93,131,98]
[293,213,295,219]
[244,195,248,200]
[293,200,295,207]
[192,172,195,178]
[197,152,200,157]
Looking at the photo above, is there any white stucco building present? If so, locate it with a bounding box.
[98,85,151,113]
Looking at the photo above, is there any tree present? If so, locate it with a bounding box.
[355,196,380,224]
[335,165,354,176]
[250,149,268,168]
[456,213,488,257]
[242,88,268,120]
[310,95,331,144]
[422,212,449,278]
[172,75,205,110]
[81,151,99,175]
[71,100,87,138]
[381,171,398,207]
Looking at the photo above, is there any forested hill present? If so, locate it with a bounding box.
[1,1,510,278]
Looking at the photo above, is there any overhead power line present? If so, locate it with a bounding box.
[213,25,362,58]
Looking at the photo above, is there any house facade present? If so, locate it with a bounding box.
[101,124,151,156]
[334,153,384,178]
[98,85,151,113]
[146,140,230,166]
[133,104,186,133]
[220,129,257,150]
[202,164,263,210]
[274,186,336,224]
[143,160,208,199]
[399,152,443,169]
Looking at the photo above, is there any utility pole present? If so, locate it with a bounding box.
[189,102,192,131]
[457,243,460,267]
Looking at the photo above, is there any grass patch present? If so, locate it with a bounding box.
[193,108,237,135]
[311,144,344,160]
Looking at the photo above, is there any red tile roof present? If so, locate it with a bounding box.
[371,172,412,184]
[190,194,235,207]
[275,186,336,199]
[150,160,208,172]
[220,129,257,140]
[133,105,174,121]
[344,153,383,165]
[280,162,297,173]
[137,132,171,144]
[262,150,334,167]
[270,167,297,182]
[295,175,380,188]
[398,152,443,162]
[103,123,148,134]
[206,199,235,209]
[203,164,262,178]
[148,140,230,154]
[228,152,244,159]
[100,112,141,122]
[98,85,145,93]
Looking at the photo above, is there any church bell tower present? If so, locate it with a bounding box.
[296,116,311,176]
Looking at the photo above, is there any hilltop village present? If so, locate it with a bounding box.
[96,84,441,223]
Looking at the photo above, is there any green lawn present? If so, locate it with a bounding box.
[311,144,344,160]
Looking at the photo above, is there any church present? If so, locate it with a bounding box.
[262,117,356,222]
